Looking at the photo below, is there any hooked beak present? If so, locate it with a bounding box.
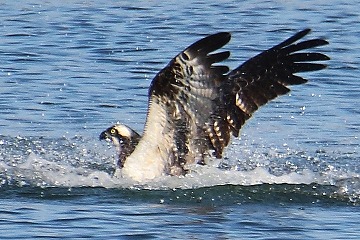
[99,130,110,141]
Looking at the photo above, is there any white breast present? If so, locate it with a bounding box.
[121,100,173,182]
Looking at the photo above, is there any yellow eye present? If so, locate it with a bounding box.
[110,128,116,135]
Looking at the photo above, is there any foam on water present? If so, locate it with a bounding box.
[1,152,311,188]
[1,135,359,204]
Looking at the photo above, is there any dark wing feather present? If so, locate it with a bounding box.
[208,29,329,157]
[142,29,329,172]
[147,32,231,169]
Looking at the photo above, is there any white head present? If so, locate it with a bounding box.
[99,123,141,168]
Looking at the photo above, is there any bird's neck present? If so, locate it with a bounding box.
[117,136,140,168]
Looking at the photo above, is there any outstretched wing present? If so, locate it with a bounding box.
[207,29,330,158]
[131,29,329,176]
[142,32,231,171]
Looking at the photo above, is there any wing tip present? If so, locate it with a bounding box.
[186,32,231,54]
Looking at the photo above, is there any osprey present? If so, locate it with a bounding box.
[100,29,329,182]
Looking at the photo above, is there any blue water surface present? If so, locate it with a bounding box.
[1,0,360,239]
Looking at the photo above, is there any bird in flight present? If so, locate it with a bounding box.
[100,29,329,182]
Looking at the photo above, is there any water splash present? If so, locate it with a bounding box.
[1,135,359,204]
